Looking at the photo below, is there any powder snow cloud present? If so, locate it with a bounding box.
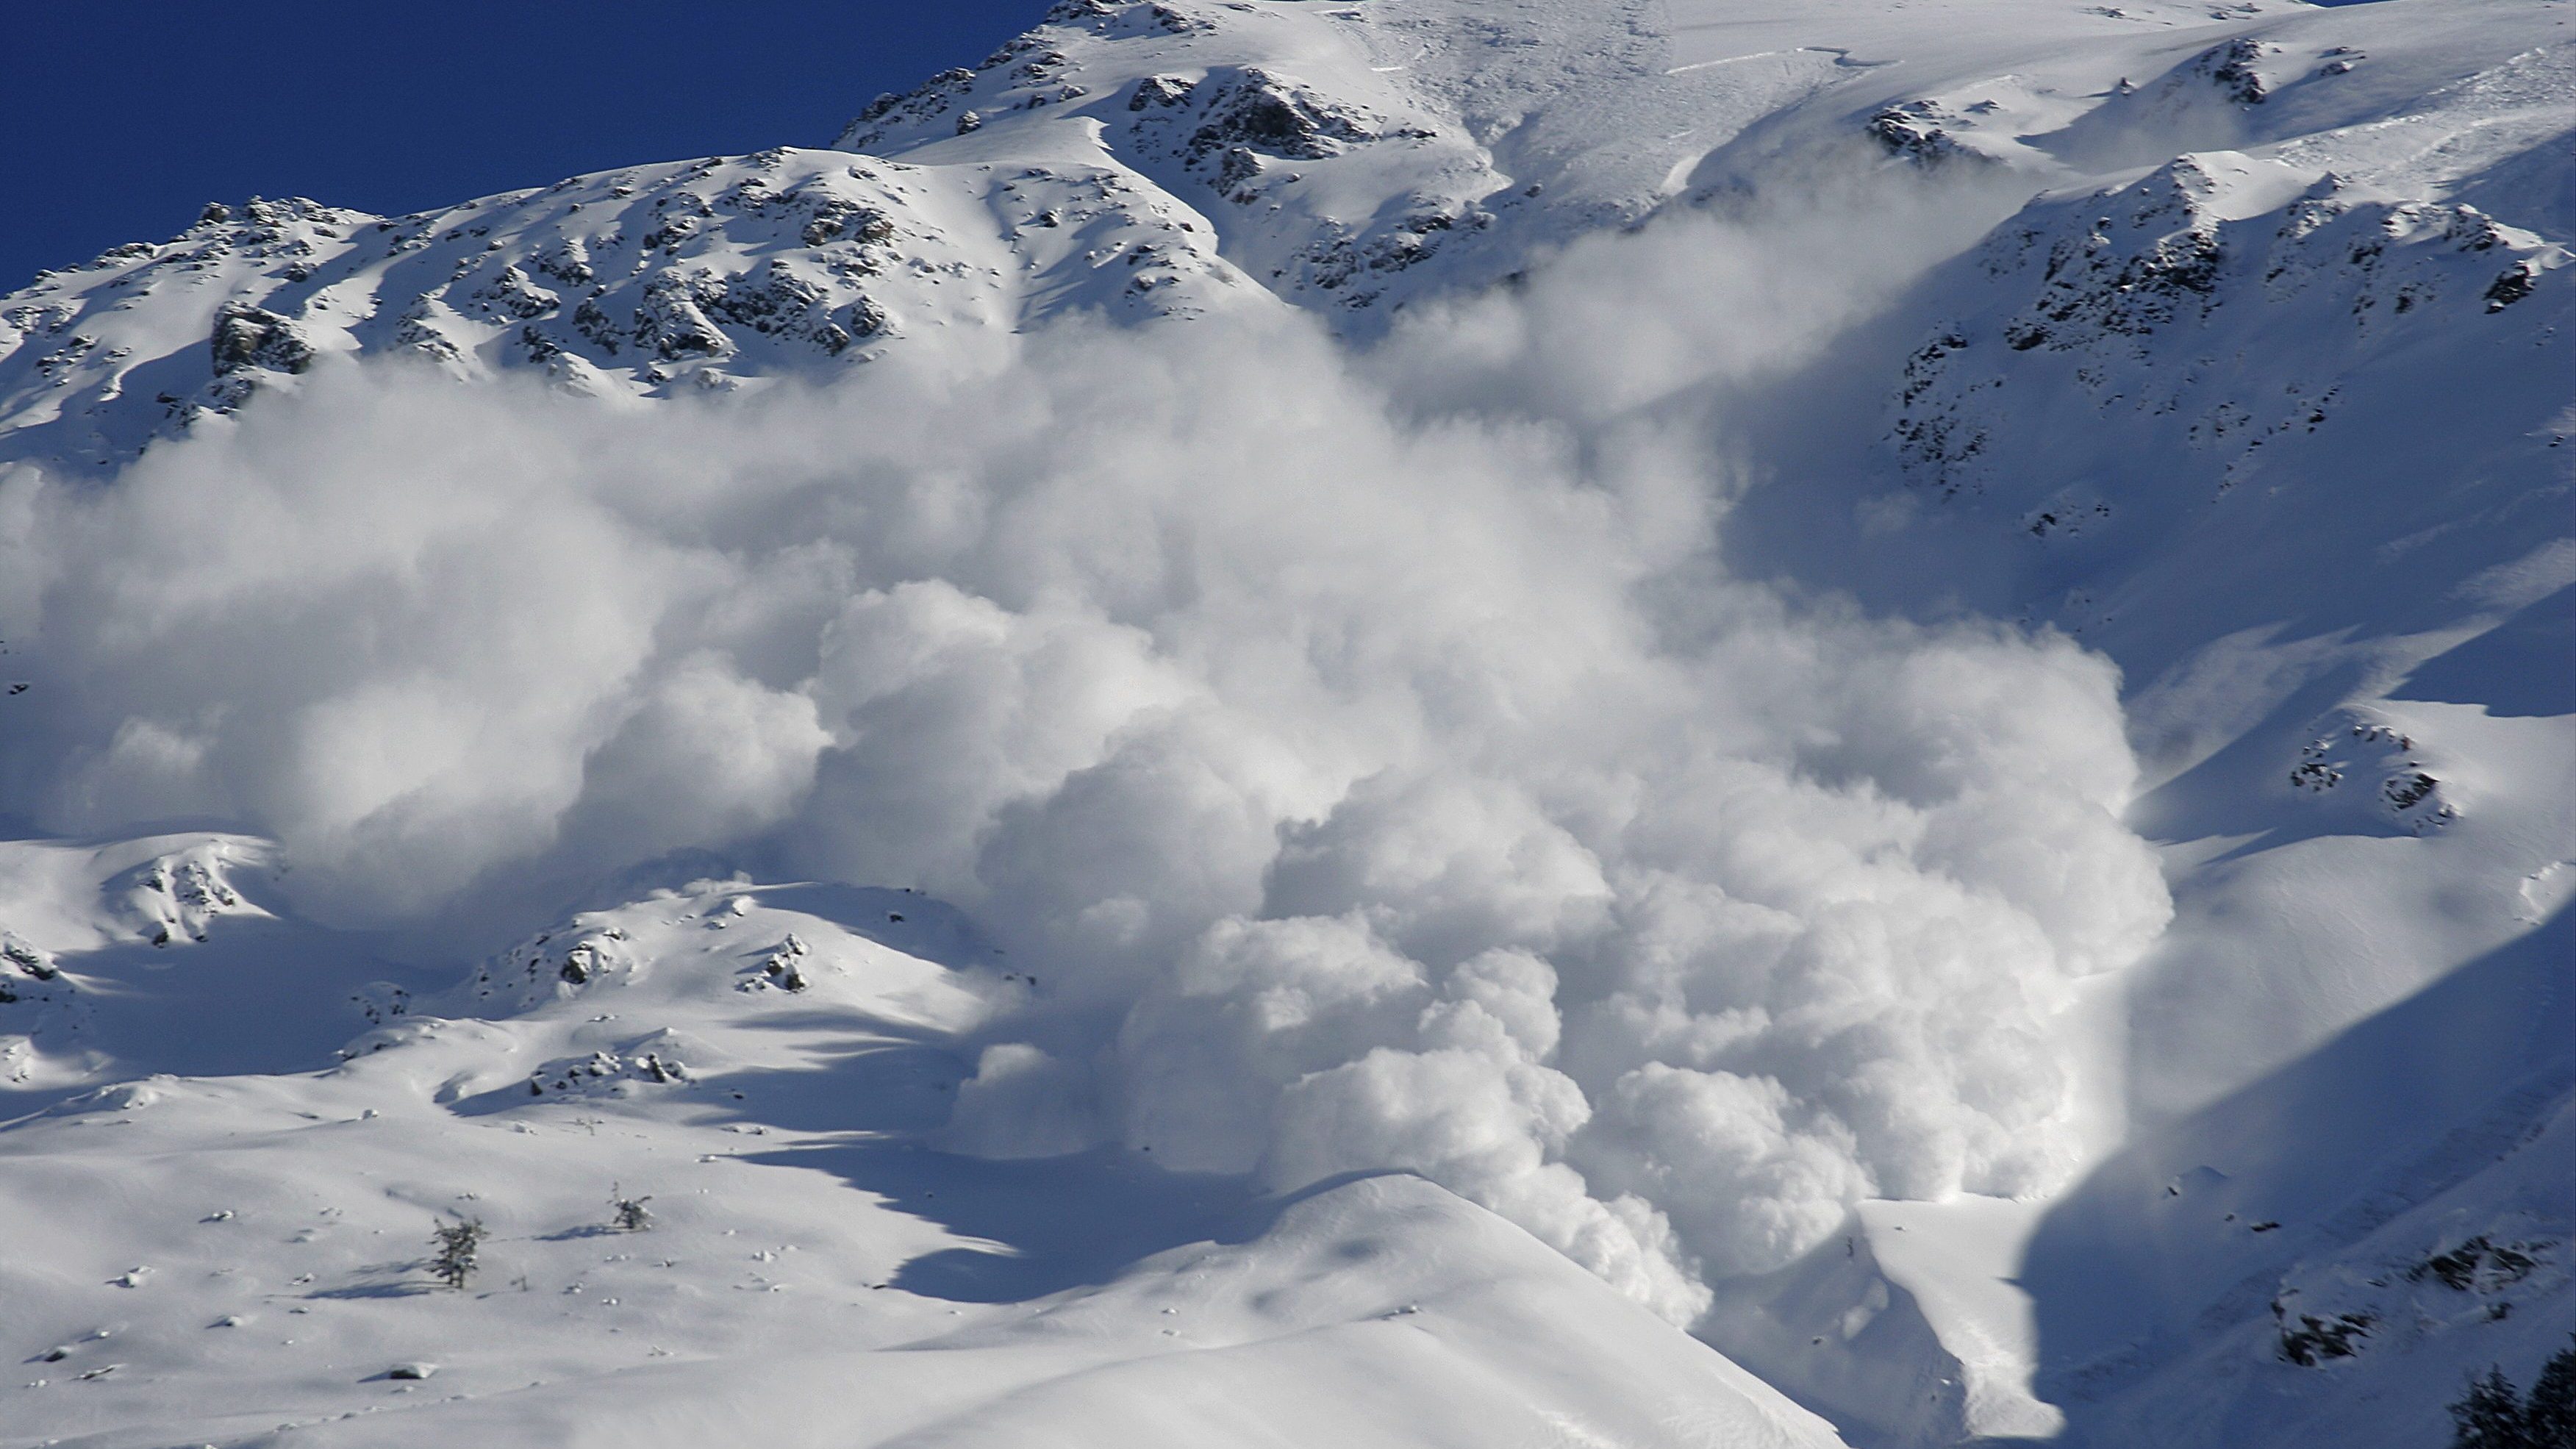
[0,190,2170,1323]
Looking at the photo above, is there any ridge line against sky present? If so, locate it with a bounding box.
[1,1,1052,290]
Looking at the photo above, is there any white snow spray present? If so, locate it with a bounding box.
[0,181,2169,1323]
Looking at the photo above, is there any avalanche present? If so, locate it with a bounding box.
[0,2,2567,1447]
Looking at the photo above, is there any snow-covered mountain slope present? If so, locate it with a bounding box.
[1693,8,2576,1439]
[1,1,2569,1447]
[2019,909,2575,1449]
[19,0,2557,470]
[0,851,1842,1449]
[0,146,1254,475]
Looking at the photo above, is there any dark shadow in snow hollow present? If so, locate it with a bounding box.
[2397,584,2576,720]
[2019,906,2576,1436]
[733,1139,1325,1304]
[0,915,445,1120]
[709,1025,973,1137]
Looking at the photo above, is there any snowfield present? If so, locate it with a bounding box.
[0,2,2567,1446]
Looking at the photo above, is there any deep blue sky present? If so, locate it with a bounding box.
[3,1,1053,289]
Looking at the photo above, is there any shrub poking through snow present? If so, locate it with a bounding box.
[609,1186,654,1233]
[429,1217,486,1290]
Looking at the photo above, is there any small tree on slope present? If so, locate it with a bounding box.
[2528,1340,2576,1446]
[2450,1335,2576,1449]
[429,1217,486,1291]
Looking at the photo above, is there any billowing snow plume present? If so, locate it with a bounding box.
[0,202,2168,1321]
